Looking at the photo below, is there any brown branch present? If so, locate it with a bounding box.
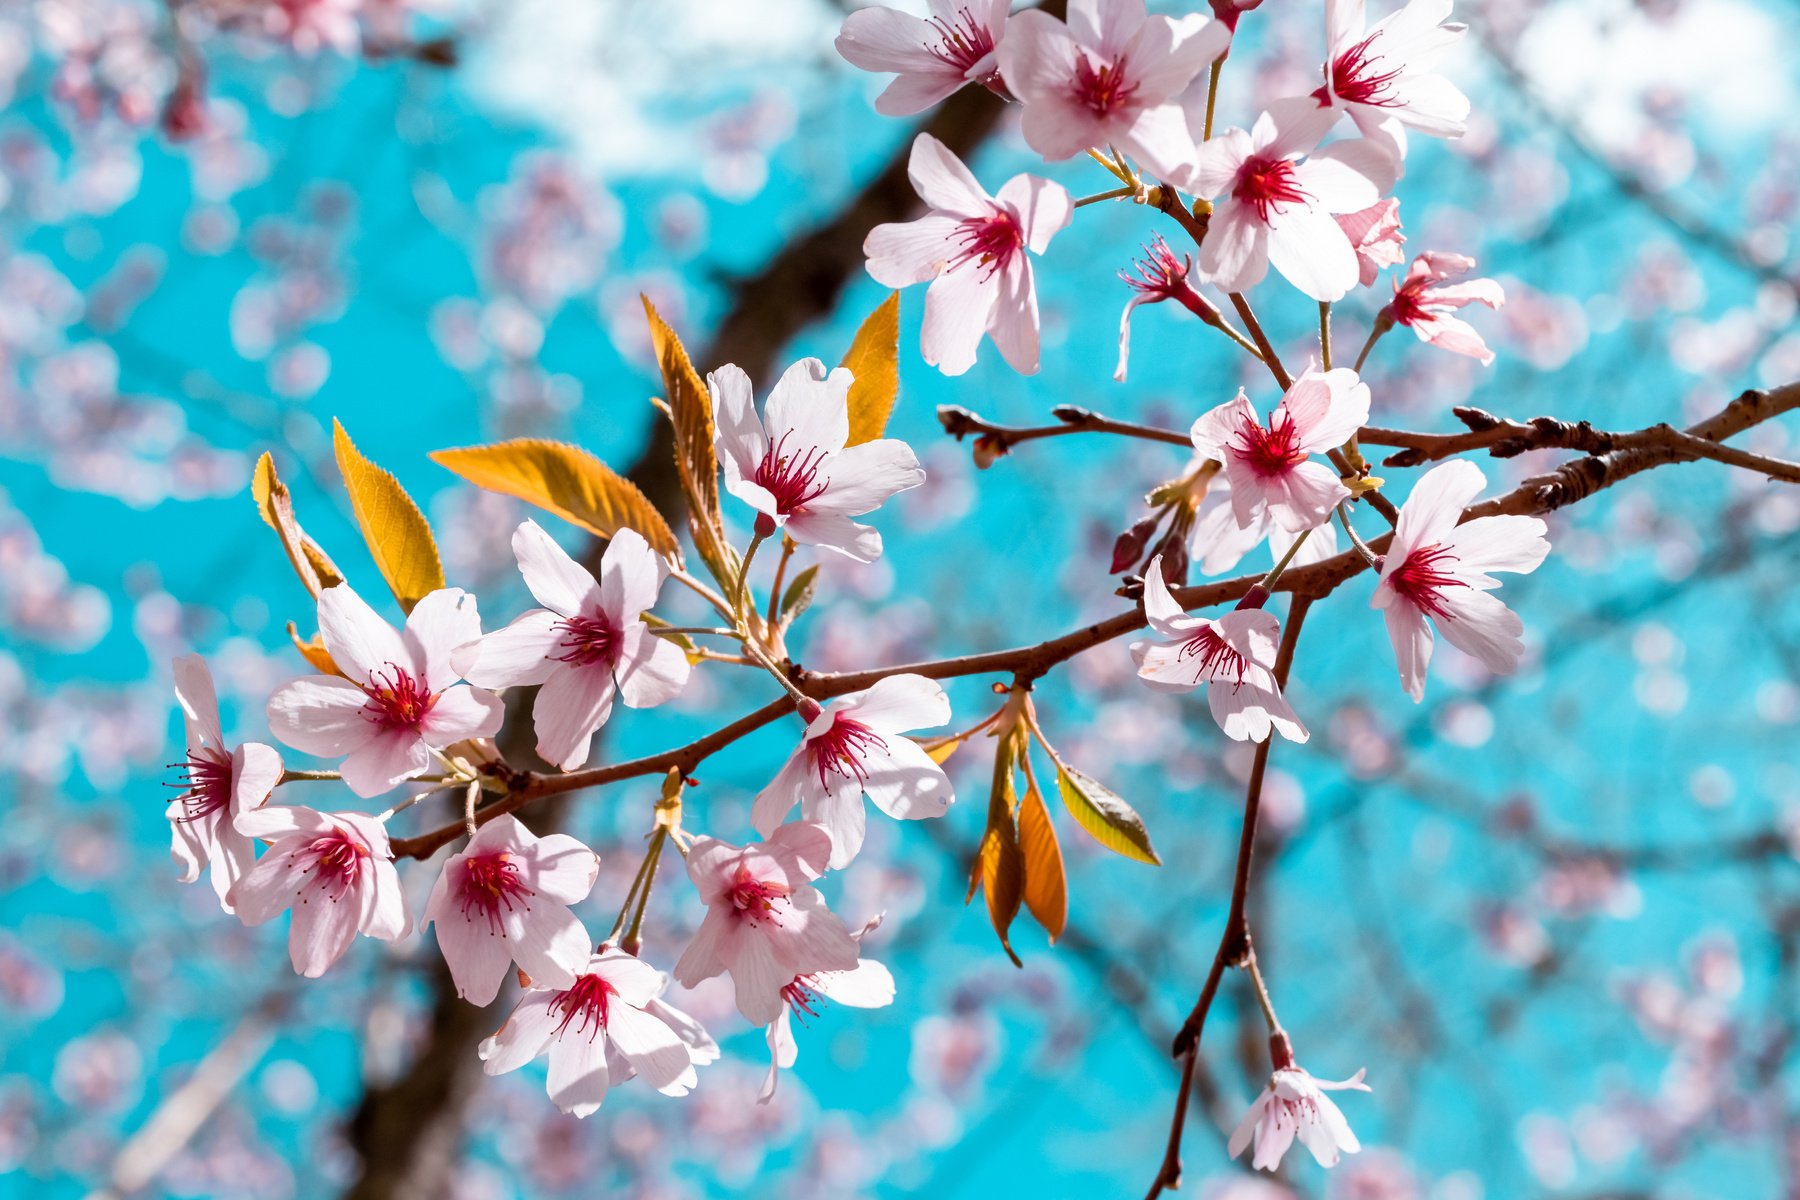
[937,402,1195,453]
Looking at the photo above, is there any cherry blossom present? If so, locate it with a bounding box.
[998,0,1230,179]
[1230,1064,1371,1170]
[266,585,503,797]
[1372,460,1551,701]
[863,134,1071,376]
[672,824,860,1025]
[422,814,600,1006]
[1131,557,1307,743]
[750,674,954,869]
[229,806,408,978]
[458,521,689,770]
[479,949,706,1118]
[1188,467,1341,577]
[165,654,283,913]
[1186,98,1398,301]
[836,0,1009,116]
[1318,0,1470,158]
[761,921,895,1102]
[710,357,925,560]
[1383,251,1506,365]
[1114,235,1226,382]
[1336,197,1406,286]
[1190,368,1371,534]
[264,0,363,57]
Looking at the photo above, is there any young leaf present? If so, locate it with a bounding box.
[428,439,681,560]
[332,420,445,614]
[287,622,341,677]
[841,291,901,446]
[966,740,1025,967]
[775,563,820,631]
[250,452,343,599]
[1055,765,1162,866]
[1018,777,1068,943]
[642,296,731,582]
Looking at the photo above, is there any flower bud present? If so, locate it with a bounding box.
[1110,517,1159,574]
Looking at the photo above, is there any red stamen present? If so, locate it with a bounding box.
[1072,52,1137,116]
[809,714,889,791]
[948,211,1023,282]
[782,975,826,1022]
[1329,33,1405,107]
[1229,409,1306,478]
[924,7,995,74]
[458,851,534,933]
[165,749,233,823]
[1179,626,1251,689]
[550,973,614,1042]
[754,431,832,514]
[1387,543,1465,618]
[296,826,369,903]
[551,614,621,667]
[361,663,436,732]
[1233,155,1312,223]
[726,867,791,926]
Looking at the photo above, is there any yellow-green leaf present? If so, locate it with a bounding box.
[642,296,730,581]
[775,563,820,632]
[287,621,341,677]
[1055,765,1161,866]
[333,420,445,614]
[429,438,680,560]
[250,452,343,599]
[841,291,900,446]
[966,761,1024,967]
[1019,777,1067,942]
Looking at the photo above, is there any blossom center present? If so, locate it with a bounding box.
[1233,156,1311,223]
[550,973,614,1042]
[925,7,995,75]
[782,975,825,1022]
[726,867,791,924]
[1387,286,1430,327]
[167,748,233,823]
[1387,543,1464,618]
[809,713,888,791]
[754,431,832,515]
[457,851,534,932]
[552,613,621,668]
[298,826,369,902]
[949,211,1023,282]
[1179,626,1251,688]
[1329,34,1404,107]
[362,663,436,733]
[1122,234,1192,298]
[1229,410,1306,478]
[1071,52,1137,116]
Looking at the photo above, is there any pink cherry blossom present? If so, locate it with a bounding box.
[265,0,363,57]
[1190,368,1371,534]
[1230,1064,1371,1170]
[458,522,689,770]
[710,358,925,560]
[166,654,283,913]
[836,0,1009,116]
[1371,460,1550,701]
[1318,0,1470,157]
[1130,557,1307,743]
[228,806,408,978]
[1336,197,1406,286]
[671,824,860,1025]
[1384,251,1506,365]
[266,585,503,797]
[1187,98,1397,301]
[479,949,706,1118]
[1188,467,1341,577]
[761,921,895,1103]
[998,0,1229,180]
[864,134,1071,376]
[1114,235,1227,382]
[751,674,954,869]
[422,814,600,1005]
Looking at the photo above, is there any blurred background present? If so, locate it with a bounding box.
[4,0,1800,1197]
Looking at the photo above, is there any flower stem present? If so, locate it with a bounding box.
[1336,502,1381,567]
[1319,301,1333,371]
[1353,320,1389,373]
[765,535,797,632]
[1201,59,1223,141]
[1075,185,1137,208]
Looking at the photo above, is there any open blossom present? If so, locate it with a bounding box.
[1318,0,1470,158]
[1187,99,1397,301]
[1336,198,1405,286]
[266,585,503,798]
[1191,368,1371,534]
[751,674,954,869]
[864,134,1071,376]
[999,0,1229,179]
[458,522,688,769]
[1231,1064,1371,1170]
[1131,557,1307,743]
[228,806,407,978]
[761,920,895,1102]
[422,814,599,1006]
[710,358,924,560]
[836,0,1008,116]
[480,949,707,1118]
[1384,251,1505,365]
[672,825,860,1025]
[166,654,283,913]
[1372,460,1550,701]
[1114,235,1226,382]
[1188,466,1341,577]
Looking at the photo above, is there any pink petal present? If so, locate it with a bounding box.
[606,1003,696,1095]
[905,132,992,219]
[615,625,690,709]
[841,672,952,733]
[804,784,869,870]
[172,654,224,753]
[859,735,954,821]
[480,991,560,1075]
[316,584,410,686]
[1381,601,1435,702]
[403,588,484,691]
[546,1024,610,1117]
[459,609,563,690]
[764,357,852,458]
[511,519,601,619]
[1265,201,1360,302]
[782,511,883,562]
[864,214,961,288]
[422,685,504,746]
[340,730,432,798]
[532,664,615,771]
[1390,459,1485,563]
[266,676,374,757]
[807,439,925,517]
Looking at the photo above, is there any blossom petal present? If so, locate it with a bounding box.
[317,584,410,686]
[511,520,601,619]
[532,665,616,771]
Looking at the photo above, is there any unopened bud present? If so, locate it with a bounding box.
[1153,532,1189,586]
[753,511,778,539]
[972,434,1008,469]
[1110,517,1159,574]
